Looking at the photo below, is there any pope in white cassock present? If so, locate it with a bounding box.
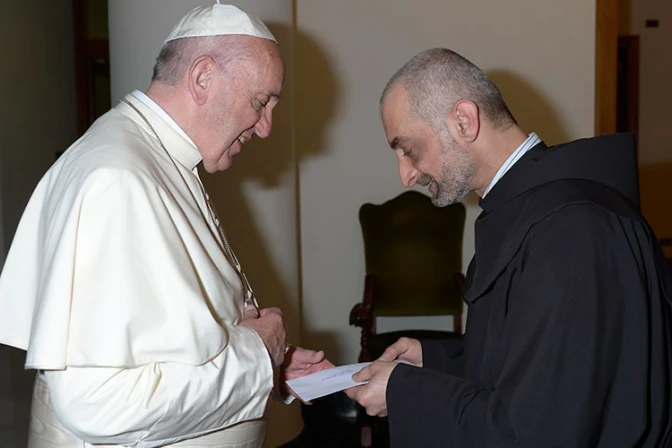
[0,3,333,447]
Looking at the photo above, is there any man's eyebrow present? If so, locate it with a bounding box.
[389,136,410,150]
[257,91,281,101]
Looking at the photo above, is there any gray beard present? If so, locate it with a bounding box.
[431,132,474,207]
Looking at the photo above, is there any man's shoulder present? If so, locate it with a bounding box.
[47,130,175,211]
[68,110,157,164]
[518,178,644,227]
[57,114,170,190]
[469,179,650,302]
[476,178,645,257]
[514,179,650,251]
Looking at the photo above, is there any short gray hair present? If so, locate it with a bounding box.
[380,48,516,130]
[152,35,255,85]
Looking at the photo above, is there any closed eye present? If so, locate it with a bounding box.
[402,149,417,160]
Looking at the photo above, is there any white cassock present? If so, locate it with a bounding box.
[0,92,275,447]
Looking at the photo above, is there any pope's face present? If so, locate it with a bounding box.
[381,83,474,207]
[200,41,284,173]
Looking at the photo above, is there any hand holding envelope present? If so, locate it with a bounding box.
[280,346,335,401]
[285,360,415,402]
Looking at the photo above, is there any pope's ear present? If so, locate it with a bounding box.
[188,56,217,105]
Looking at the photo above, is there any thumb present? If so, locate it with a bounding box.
[289,347,324,364]
[378,346,400,362]
[379,339,408,362]
[301,349,325,363]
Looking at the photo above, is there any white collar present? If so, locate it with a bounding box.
[482,132,541,198]
[130,90,198,149]
[119,93,203,171]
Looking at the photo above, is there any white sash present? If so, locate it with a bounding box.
[28,374,268,448]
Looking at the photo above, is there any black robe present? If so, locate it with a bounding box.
[386,134,672,447]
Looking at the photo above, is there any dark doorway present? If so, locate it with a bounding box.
[73,0,111,137]
[616,35,639,137]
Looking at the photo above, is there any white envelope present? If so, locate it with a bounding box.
[285,360,416,402]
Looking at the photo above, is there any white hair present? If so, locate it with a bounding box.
[151,35,260,85]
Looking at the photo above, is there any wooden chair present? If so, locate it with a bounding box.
[349,191,466,447]
[350,191,466,363]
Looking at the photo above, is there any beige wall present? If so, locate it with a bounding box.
[0,1,77,265]
[629,0,672,245]
[296,0,596,365]
[631,1,672,166]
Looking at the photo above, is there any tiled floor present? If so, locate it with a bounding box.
[0,344,34,448]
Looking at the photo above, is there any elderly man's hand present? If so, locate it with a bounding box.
[281,346,335,402]
[240,307,287,366]
[347,361,398,417]
[282,346,334,380]
[378,337,423,366]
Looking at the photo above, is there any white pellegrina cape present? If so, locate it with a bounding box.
[0,94,269,373]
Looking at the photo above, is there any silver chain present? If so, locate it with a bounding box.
[121,98,259,311]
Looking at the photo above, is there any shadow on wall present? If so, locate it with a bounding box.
[639,163,672,254]
[201,24,339,337]
[488,69,572,147]
[293,28,341,169]
[459,70,572,208]
[201,25,339,448]
[293,28,344,360]
[205,25,341,189]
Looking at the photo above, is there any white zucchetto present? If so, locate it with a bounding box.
[164,2,277,44]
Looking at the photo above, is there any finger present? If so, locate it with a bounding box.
[352,365,372,383]
[353,384,372,407]
[366,407,380,417]
[343,387,358,400]
[242,304,259,320]
[285,385,310,405]
[291,347,324,363]
[260,307,283,317]
[274,351,286,367]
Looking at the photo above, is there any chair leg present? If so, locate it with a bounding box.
[361,424,372,447]
[453,314,462,334]
[357,403,374,447]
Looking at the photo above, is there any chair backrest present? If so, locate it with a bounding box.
[359,191,466,317]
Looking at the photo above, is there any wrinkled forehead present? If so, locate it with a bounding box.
[233,38,285,92]
[266,46,285,82]
[254,39,283,71]
[260,48,285,94]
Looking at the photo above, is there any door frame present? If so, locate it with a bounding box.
[72,0,110,137]
[595,0,618,135]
